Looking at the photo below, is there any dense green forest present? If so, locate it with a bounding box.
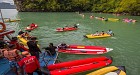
[14,0,140,15]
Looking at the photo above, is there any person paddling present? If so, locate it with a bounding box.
[73,24,78,28]
[100,31,105,35]
[93,31,100,36]
[30,23,36,28]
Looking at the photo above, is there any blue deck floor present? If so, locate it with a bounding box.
[0,58,11,75]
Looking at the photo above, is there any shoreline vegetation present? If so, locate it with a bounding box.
[14,0,140,16]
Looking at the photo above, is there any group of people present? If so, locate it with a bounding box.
[0,30,53,75]
[123,18,137,23]
[0,27,114,75]
[0,35,46,75]
[93,29,114,36]
[0,30,70,75]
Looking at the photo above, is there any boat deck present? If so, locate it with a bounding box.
[0,51,58,75]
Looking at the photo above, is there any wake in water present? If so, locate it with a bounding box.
[110,37,117,39]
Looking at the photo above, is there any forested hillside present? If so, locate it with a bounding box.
[14,0,140,15]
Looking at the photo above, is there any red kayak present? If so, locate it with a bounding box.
[47,56,112,75]
[56,27,77,32]
[58,45,113,54]
[25,24,38,31]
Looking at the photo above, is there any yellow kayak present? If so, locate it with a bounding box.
[108,18,119,22]
[87,66,126,75]
[84,33,111,39]
[5,19,21,22]
[17,35,40,47]
[17,35,28,46]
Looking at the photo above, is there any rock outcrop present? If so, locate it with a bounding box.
[13,0,24,11]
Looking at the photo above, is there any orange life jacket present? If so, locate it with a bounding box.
[3,49,21,61]
[0,49,7,57]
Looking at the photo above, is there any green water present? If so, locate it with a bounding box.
[1,9,140,75]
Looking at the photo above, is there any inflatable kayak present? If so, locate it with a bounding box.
[108,18,119,22]
[58,45,113,54]
[25,24,38,31]
[17,35,28,46]
[123,18,137,23]
[87,66,126,75]
[47,56,112,75]
[95,17,108,21]
[84,33,111,39]
[4,19,21,22]
[56,27,78,32]
[17,35,40,48]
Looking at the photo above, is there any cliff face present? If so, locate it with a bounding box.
[13,0,140,15]
[13,0,24,11]
[13,0,47,12]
